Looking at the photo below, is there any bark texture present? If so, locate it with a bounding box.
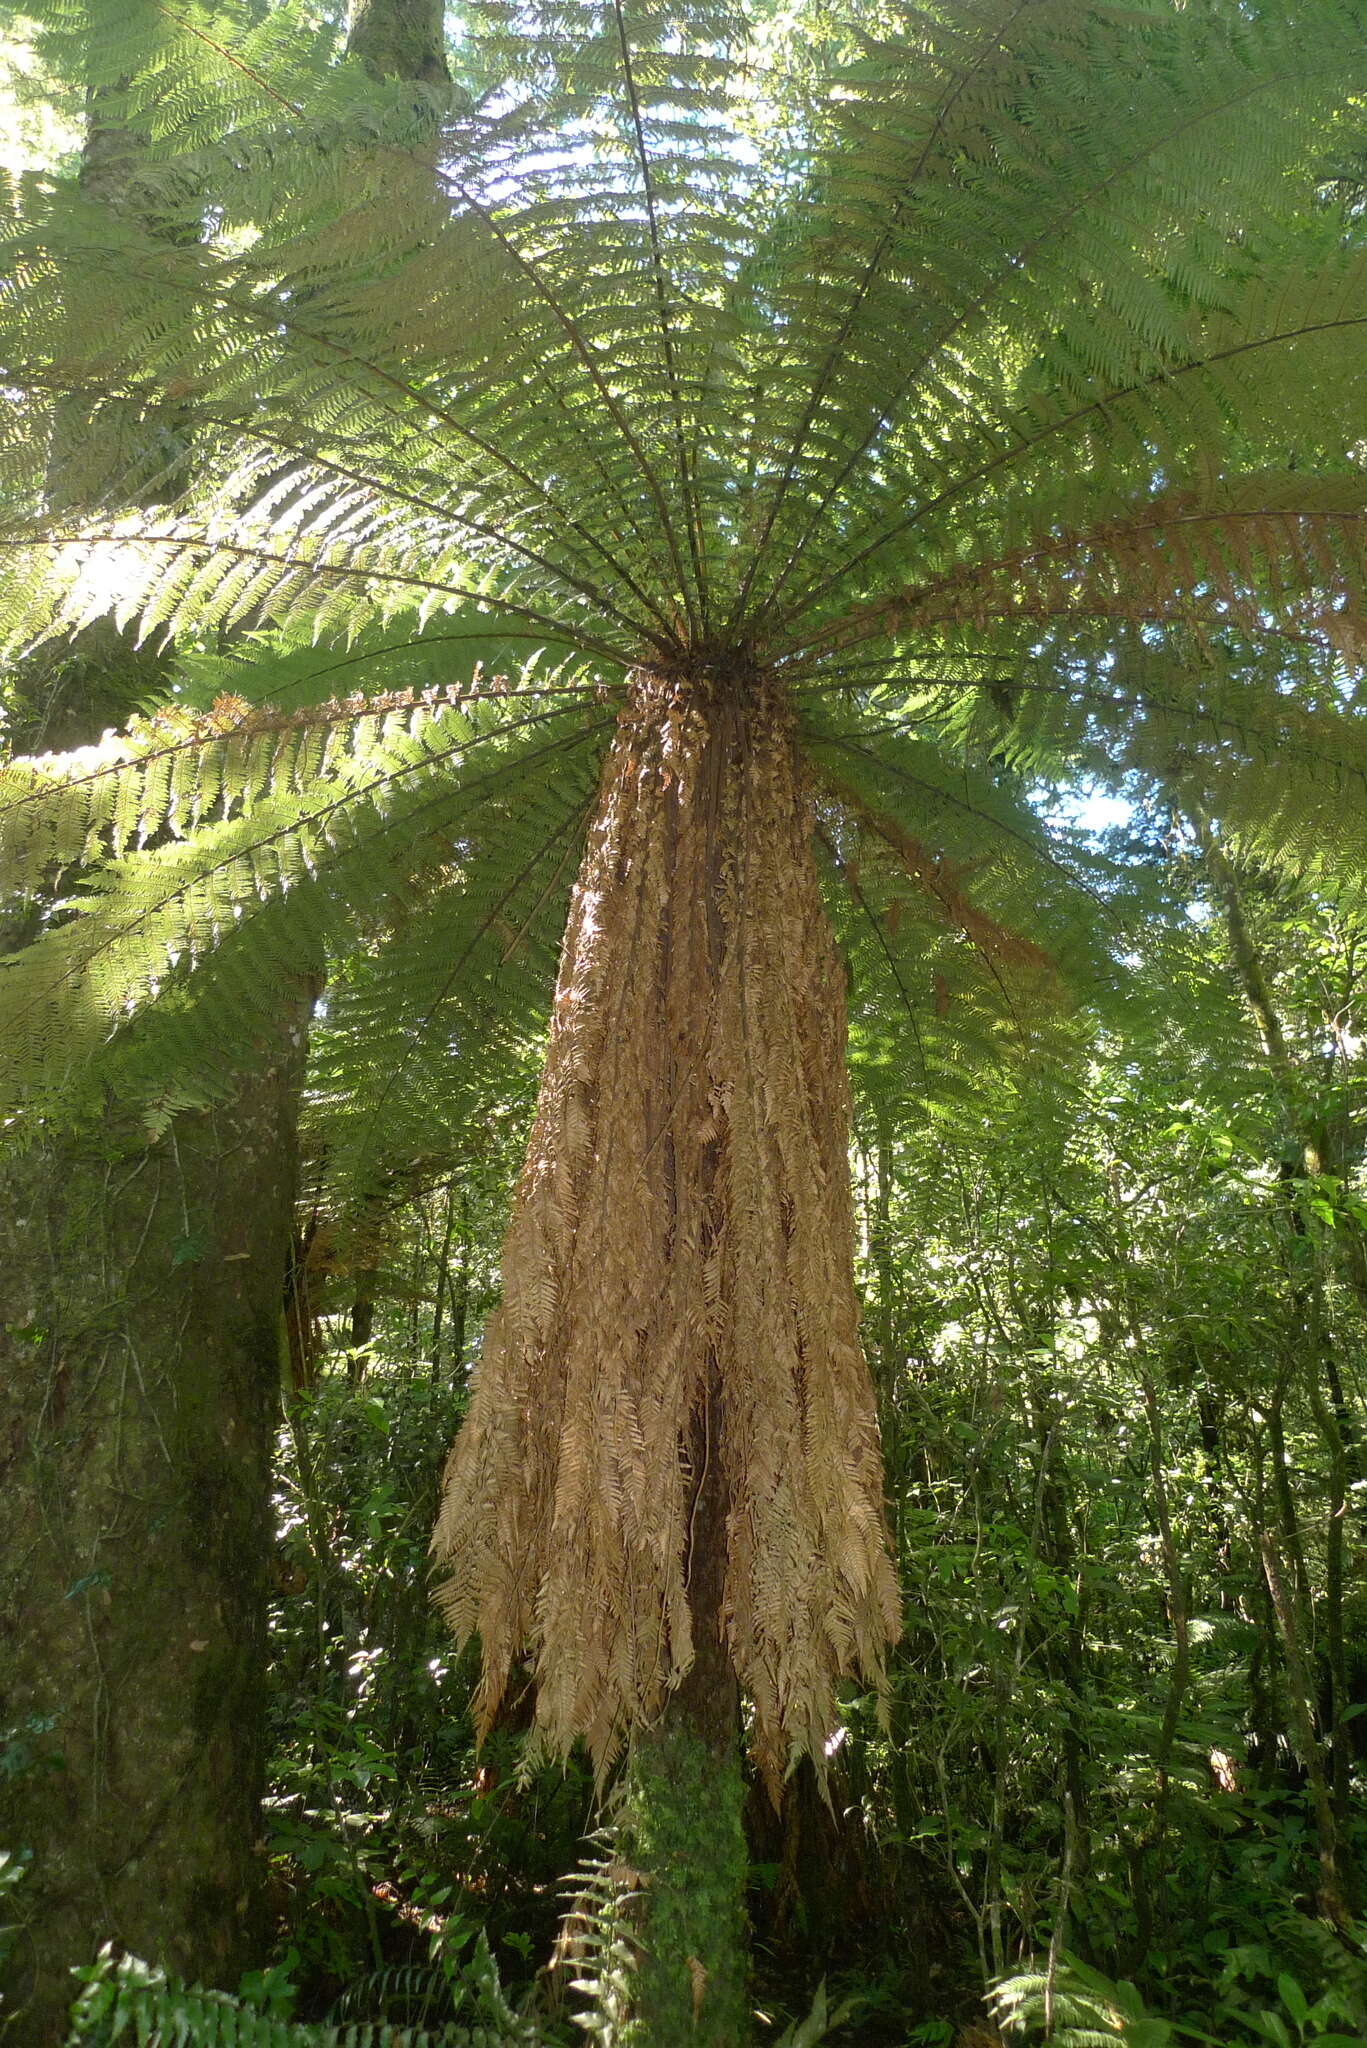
[0,1037,303,2045]
[346,0,450,81]
[433,665,900,1793]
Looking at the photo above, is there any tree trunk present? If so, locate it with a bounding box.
[346,0,449,83]
[0,77,307,2046]
[622,1375,749,2047]
[434,664,900,2039]
[623,721,747,2045]
[0,1043,303,2044]
[1260,1531,1351,1929]
[1197,824,1365,1486]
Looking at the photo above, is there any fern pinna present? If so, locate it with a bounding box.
[5,0,1367,1791]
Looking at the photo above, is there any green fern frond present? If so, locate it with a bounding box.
[65,1937,547,2047]
[988,1953,1170,2047]
[548,1794,639,2043]
[800,473,1367,662]
[0,686,608,1113]
[0,657,604,885]
[8,0,1367,665]
[802,709,1114,1116]
[947,627,1367,901]
[0,518,637,670]
[6,0,1367,1146]
[302,771,600,1194]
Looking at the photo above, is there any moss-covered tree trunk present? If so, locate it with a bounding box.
[0,1059,303,2044]
[621,1390,750,2046]
[347,0,449,83]
[0,75,307,2048]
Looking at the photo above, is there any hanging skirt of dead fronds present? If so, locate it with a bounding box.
[431,668,901,1793]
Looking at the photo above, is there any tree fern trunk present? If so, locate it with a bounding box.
[435,664,899,2040]
[621,1380,749,2046]
[622,708,747,2046]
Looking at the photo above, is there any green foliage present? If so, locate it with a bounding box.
[989,1941,1367,2047]
[617,1723,748,2045]
[828,835,1367,2038]
[0,656,606,1137]
[7,1,1367,2040]
[265,1359,591,2015]
[5,0,1367,1170]
[990,1955,1173,2048]
[768,1983,862,2048]
[64,1939,545,2047]
[550,1805,638,2044]
[0,1849,27,2018]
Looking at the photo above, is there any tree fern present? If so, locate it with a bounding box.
[988,1953,1171,2048]
[6,0,1367,1827]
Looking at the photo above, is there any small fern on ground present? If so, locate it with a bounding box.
[65,1936,551,2048]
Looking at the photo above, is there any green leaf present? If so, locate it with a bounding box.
[1276,1975,1309,2026]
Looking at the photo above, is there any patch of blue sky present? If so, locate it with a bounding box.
[1039,780,1134,839]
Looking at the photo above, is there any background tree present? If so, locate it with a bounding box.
[0,65,302,2048]
[0,0,447,2035]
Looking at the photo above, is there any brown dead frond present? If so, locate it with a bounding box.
[824,774,1057,981]
[431,667,900,1793]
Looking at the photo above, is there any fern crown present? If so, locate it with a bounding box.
[5,0,1367,1139]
